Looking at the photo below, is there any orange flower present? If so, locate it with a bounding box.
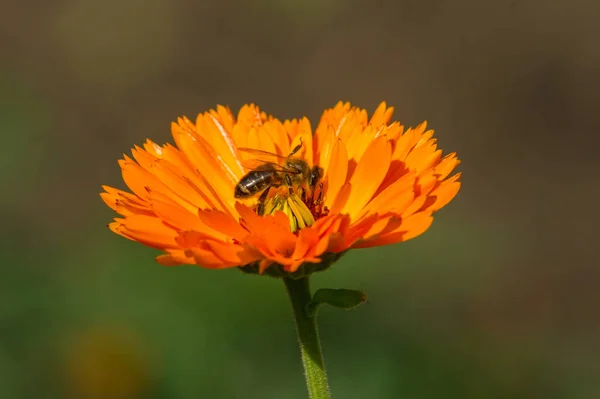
[101,102,461,275]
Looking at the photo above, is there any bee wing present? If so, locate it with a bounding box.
[238,148,289,163]
[240,159,300,174]
[238,147,298,173]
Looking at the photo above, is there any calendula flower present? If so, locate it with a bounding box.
[101,102,461,276]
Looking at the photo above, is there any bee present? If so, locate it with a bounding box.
[234,142,323,215]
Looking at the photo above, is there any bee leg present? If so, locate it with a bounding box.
[284,174,293,195]
[308,166,322,191]
[256,186,271,216]
[316,182,324,204]
[306,166,323,203]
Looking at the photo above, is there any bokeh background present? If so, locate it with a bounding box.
[2,0,599,398]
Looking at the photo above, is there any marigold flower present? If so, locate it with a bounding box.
[101,102,461,275]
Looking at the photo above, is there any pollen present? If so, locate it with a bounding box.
[263,192,315,232]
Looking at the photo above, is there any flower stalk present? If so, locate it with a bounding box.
[284,276,331,399]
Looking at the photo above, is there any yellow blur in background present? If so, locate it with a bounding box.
[63,326,149,399]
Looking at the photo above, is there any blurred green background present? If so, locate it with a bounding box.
[2,0,599,398]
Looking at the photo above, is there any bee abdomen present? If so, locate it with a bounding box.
[234,170,275,198]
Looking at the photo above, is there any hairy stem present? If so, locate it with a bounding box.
[284,277,331,399]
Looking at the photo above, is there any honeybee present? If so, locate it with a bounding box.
[234,142,323,215]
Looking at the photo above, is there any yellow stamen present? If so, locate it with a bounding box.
[263,192,315,232]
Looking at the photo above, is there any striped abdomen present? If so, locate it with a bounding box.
[234,169,276,198]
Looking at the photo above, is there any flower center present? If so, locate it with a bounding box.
[298,183,328,221]
[261,182,329,231]
[263,191,316,232]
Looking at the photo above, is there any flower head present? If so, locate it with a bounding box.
[101,102,461,275]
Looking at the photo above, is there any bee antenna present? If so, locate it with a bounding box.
[290,139,303,156]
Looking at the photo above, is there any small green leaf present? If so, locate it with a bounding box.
[306,288,367,317]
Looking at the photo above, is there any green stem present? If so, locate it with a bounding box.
[284,277,331,399]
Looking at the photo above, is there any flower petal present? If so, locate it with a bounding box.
[341,136,392,220]
[324,139,348,209]
[197,208,250,242]
[360,173,415,218]
[429,174,462,211]
[156,249,195,266]
[352,212,434,249]
[197,111,245,179]
[110,215,178,250]
[369,102,394,126]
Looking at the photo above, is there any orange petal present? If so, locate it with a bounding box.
[101,187,147,215]
[108,220,136,241]
[369,102,394,126]
[130,146,207,212]
[209,105,236,134]
[171,121,235,214]
[147,159,210,213]
[342,214,380,248]
[198,112,245,179]
[345,125,376,163]
[235,203,267,232]
[185,248,239,269]
[297,117,314,166]
[415,172,438,197]
[100,192,119,211]
[329,182,352,215]
[236,204,297,257]
[258,259,274,274]
[342,136,392,219]
[429,174,461,211]
[246,125,277,154]
[177,232,254,266]
[237,103,267,127]
[112,197,155,217]
[148,197,215,236]
[119,157,156,200]
[353,212,434,249]
[291,227,320,260]
[266,119,291,156]
[434,153,461,180]
[360,214,403,242]
[324,139,348,209]
[197,208,250,242]
[401,195,429,217]
[316,125,336,177]
[112,215,178,250]
[392,122,426,161]
[404,132,437,171]
[144,142,217,205]
[384,122,404,143]
[375,159,409,196]
[156,249,195,266]
[360,173,415,218]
